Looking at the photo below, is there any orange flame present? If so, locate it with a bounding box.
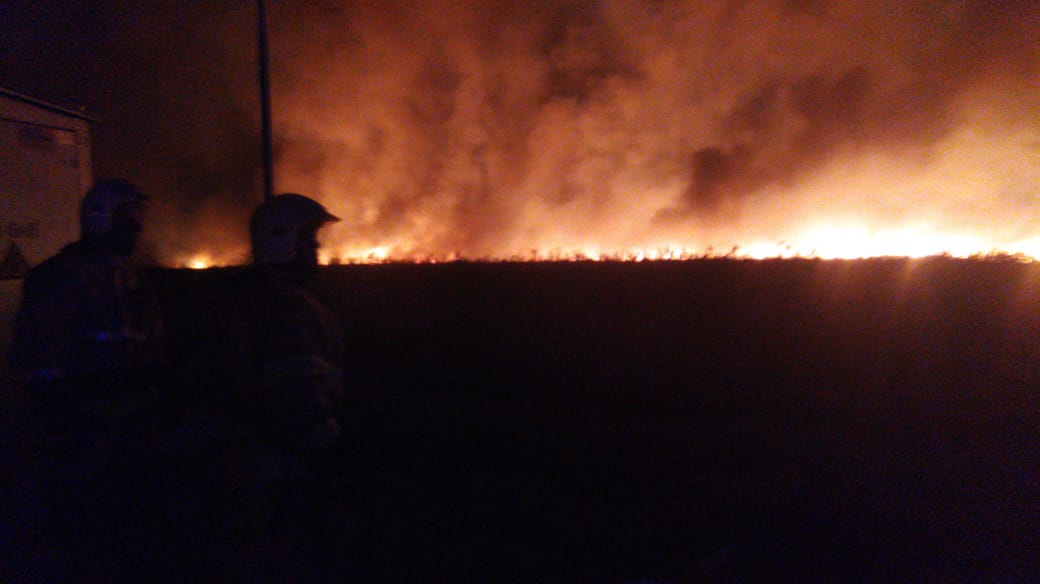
[161,1,1039,268]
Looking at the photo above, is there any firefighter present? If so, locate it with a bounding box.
[236,193,346,469]
[10,177,167,465]
[8,177,169,575]
[230,193,355,568]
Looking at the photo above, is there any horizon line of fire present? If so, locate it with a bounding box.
[177,244,1040,270]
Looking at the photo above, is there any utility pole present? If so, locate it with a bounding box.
[258,0,274,200]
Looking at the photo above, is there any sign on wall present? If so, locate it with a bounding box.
[0,241,29,279]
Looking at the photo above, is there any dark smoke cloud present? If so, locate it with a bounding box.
[679,65,935,214]
[4,0,1038,261]
[267,0,1037,256]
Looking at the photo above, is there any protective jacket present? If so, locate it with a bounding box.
[234,265,345,457]
[9,239,166,444]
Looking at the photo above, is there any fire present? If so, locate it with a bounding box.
[185,254,214,270]
[320,245,391,265]
[170,222,1040,267]
[147,0,1040,268]
[769,225,988,260]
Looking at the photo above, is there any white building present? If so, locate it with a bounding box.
[0,88,94,364]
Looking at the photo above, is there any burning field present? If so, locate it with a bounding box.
[144,256,1040,580]
[65,0,1032,268]
[3,0,1039,579]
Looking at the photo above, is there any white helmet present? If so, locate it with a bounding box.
[250,193,339,264]
[80,178,147,236]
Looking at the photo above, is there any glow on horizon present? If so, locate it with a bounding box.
[171,225,1039,268]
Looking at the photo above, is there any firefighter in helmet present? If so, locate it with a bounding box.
[10,178,167,461]
[236,193,347,473]
[8,178,169,571]
[239,193,345,457]
[225,193,354,576]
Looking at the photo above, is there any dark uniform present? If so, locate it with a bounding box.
[11,238,166,474]
[224,194,353,579]
[6,180,169,580]
[235,264,345,460]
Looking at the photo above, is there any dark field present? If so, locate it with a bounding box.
[7,258,1040,581]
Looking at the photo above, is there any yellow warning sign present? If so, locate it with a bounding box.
[0,241,30,279]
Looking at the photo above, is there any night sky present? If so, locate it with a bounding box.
[3,0,1038,264]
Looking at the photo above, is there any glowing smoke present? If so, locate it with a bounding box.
[220,0,1035,263]
[30,0,1032,264]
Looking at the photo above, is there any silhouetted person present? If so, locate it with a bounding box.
[8,178,169,578]
[237,193,347,473]
[229,193,353,576]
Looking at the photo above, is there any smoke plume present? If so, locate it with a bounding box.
[6,0,1038,262]
[253,0,1039,261]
